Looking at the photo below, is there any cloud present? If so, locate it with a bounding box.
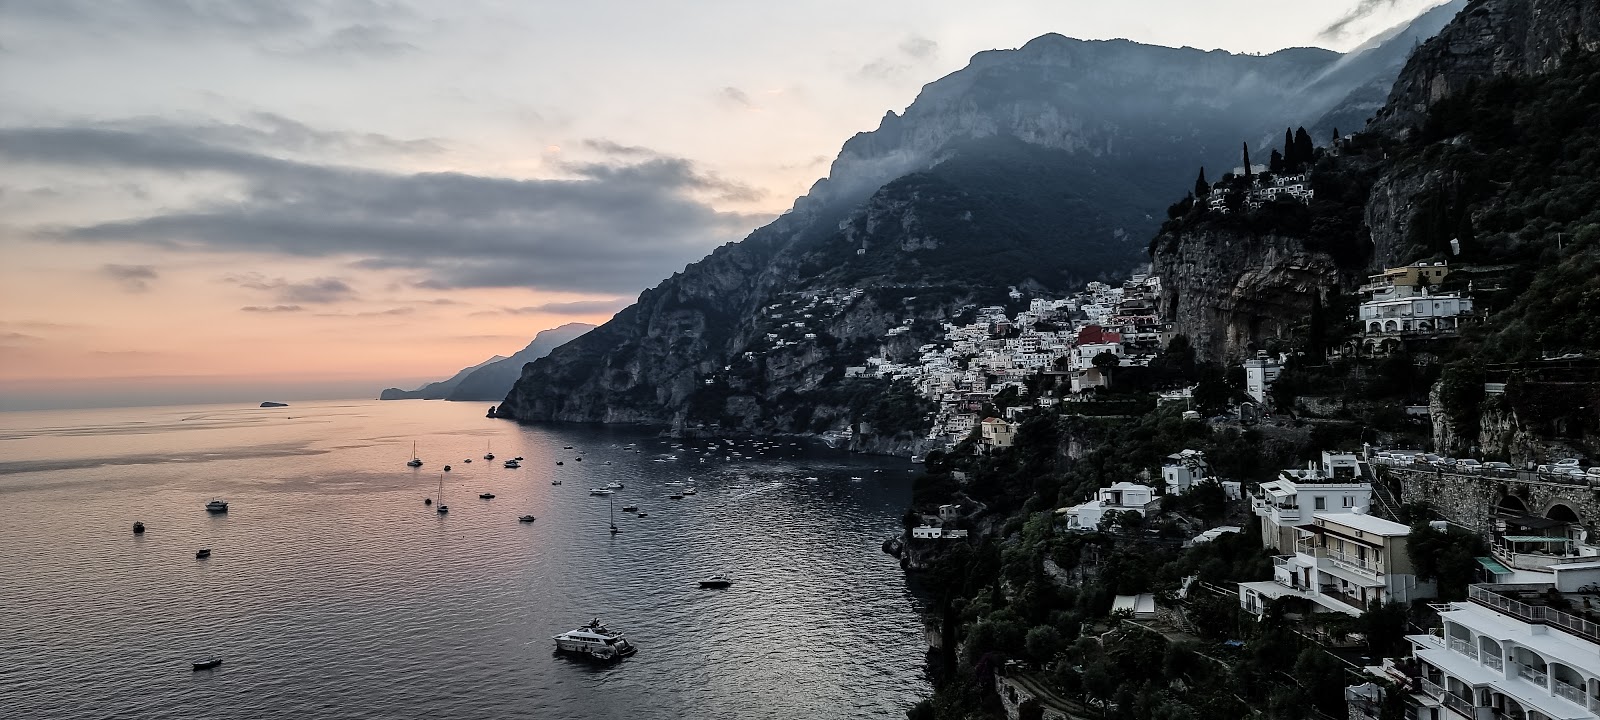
[500,299,630,316]
[719,87,753,107]
[1,122,769,296]
[582,139,657,157]
[1320,0,1406,39]
[859,34,941,81]
[224,274,356,303]
[0,332,42,345]
[279,23,417,60]
[240,305,305,313]
[102,263,158,292]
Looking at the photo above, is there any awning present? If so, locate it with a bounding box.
[1502,536,1568,543]
[1475,556,1513,574]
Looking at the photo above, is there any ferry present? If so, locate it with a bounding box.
[553,618,637,661]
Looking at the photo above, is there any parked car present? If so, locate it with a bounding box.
[1423,453,1444,465]
[1483,462,1513,475]
[1457,459,1482,473]
[1588,467,1600,478]
[1556,458,1584,468]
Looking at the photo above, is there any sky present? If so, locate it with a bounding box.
[0,0,1448,410]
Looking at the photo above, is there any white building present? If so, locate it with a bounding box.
[1162,449,1210,494]
[1240,511,1434,617]
[1242,351,1282,404]
[1252,465,1373,552]
[1059,482,1159,531]
[1360,291,1474,336]
[1382,577,1600,720]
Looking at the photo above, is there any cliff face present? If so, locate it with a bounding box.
[1372,0,1600,133]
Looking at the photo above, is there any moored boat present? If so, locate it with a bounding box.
[133,521,145,534]
[192,658,222,671]
[205,499,228,513]
[504,459,521,468]
[479,492,495,499]
[519,515,536,522]
[195,548,211,559]
[553,619,637,661]
[698,574,732,589]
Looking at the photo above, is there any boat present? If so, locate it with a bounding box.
[609,495,621,535]
[133,521,145,534]
[463,459,472,463]
[698,574,733,589]
[589,488,614,496]
[551,479,562,485]
[622,505,638,512]
[519,515,536,523]
[514,456,524,461]
[604,461,613,465]
[552,618,637,661]
[850,476,863,481]
[444,465,452,472]
[636,512,649,517]
[436,474,449,514]
[563,446,573,450]
[479,492,495,499]
[407,442,423,468]
[484,442,495,461]
[504,459,521,468]
[205,499,228,513]
[605,482,624,490]
[575,457,583,462]
[556,461,564,466]
[195,548,211,559]
[682,487,697,495]
[669,493,683,500]
[192,658,223,671]
[424,498,432,506]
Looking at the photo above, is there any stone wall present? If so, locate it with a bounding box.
[1389,466,1600,537]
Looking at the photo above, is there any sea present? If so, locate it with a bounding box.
[0,399,932,719]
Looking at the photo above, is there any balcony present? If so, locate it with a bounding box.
[1449,638,1481,661]
[1328,548,1384,577]
[1484,655,1504,672]
[1274,506,1302,521]
[1443,692,1476,720]
[1515,664,1548,688]
[1469,585,1600,645]
[1554,680,1585,705]
[1419,677,1446,699]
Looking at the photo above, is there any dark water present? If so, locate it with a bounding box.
[0,400,930,719]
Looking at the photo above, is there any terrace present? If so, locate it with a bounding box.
[1468,584,1600,645]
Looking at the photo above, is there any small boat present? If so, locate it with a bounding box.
[563,445,574,450]
[479,492,495,499]
[604,461,613,466]
[622,505,638,512]
[802,477,818,482]
[407,441,423,468]
[484,441,495,461]
[636,512,649,517]
[669,493,683,500]
[424,498,432,506]
[683,487,697,495]
[590,489,614,496]
[195,548,211,559]
[575,457,583,462]
[519,515,536,523]
[514,456,524,461]
[205,499,228,513]
[463,459,472,463]
[133,521,145,534]
[553,618,637,661]
[698,574,732,589]
[444,465,452,472]
[551,479,563,485]
[850,476,863,481]
[605,482,624,490]
[504,459,521,468]
[556,461,564,466]
[192,658,223,671]
[436,474,449,514]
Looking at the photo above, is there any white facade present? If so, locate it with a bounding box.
[1242,353,1282,404]
[1163,449,1210,494]
[1242,512,1433,617]
[1252,473,1373,552]
[1361,292,1474,335]
[1060,482,1159,531]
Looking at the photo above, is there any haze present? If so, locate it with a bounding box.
[0,0,1446,410]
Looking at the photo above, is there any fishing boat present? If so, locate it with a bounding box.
[553,618,637,661]
[205,499,228,513]
[192,658,223,671]
[407,442,423,468]
[698,574,733,589]
[436,474,449,514]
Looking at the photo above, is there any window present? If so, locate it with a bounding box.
[1343,496,1355,508]
[1314,497,1326,510]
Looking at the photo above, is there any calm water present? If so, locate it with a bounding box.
[0,400,929,719]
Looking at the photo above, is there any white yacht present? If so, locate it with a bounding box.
[589,488,614,496]
[504,459,521,469]
[553,619,636,661]
[605,482,624,490]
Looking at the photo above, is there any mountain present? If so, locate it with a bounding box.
[1304,0,1468,140]
[379,355,505,400]
[447,323,595,401]
[497,26,1456,440]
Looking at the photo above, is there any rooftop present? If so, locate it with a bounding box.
[1316,512,1410,537]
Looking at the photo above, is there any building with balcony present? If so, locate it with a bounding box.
[1243,351,1282,404]
[1058,482,1159,531]
[1240,511,1433,617]
[1380,578,1600,720]
[1253,464,1373,552]
[1361,261,1453,302]
[1162,449,1210,494]
[980,417,1016,449]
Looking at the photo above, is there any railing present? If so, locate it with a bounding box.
[1419,677,1446,699]
[1450,638,1480,661]
[1275,507,1302,520]
[1328,548,1384,576]
[1515,664,1548,688]
[1553,680,1585,705]
[1589,695,1600,712]
[1443,692,1475,720]
[1468,585,1600,645]
[1484,655,1504,672]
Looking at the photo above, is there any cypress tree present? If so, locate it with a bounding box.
[1284,128,1296,165]
[1195,167,1210,198]
[1242,143,1253,183]
[1293,127,1315,169]
[1269,149,1285,174]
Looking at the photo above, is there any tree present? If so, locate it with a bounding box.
[1293,127,1315,168]
[1358,602,1410,657]
[1195,167,1210,198]
[1284,128,1296,165]
[1025,625,1064,664]
[1242,142,1253,182]
[1269,148,1285,174]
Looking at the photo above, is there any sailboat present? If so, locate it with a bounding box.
[407,442,423,468]
[483,441,495,461]
[436,474,449,514]
[609,495,621,535]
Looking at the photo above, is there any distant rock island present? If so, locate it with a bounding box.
[379,322,594,401]
[260,401,288,408]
